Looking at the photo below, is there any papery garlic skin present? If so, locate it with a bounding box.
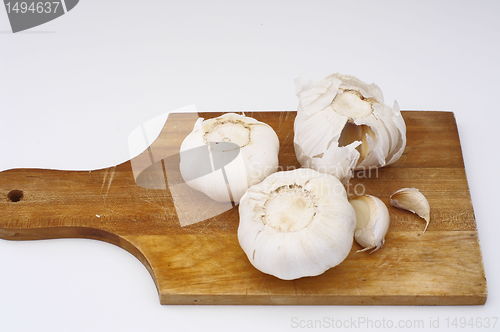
[390,188,430,232]
[238,168,356,280]
[294,73,406,183]
[349,195,390,253]
[180,113,279,203]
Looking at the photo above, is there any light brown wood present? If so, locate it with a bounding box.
[0,111,487,305]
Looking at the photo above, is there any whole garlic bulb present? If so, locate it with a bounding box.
[294,73,406,182]
[180,113,279,203]
[238,168,356,280]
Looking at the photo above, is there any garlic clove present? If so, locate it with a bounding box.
[180,113,279,204]
[353,110,391,168]
[238,168,356,280]
[294,105,349,162]
[294,77,341,117]
[390,188,431,232]
[385,101,407,165]
[349,195,390,253]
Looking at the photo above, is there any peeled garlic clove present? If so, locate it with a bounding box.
[349,195,390,253]
[180,113,279,203]
[390,188,431,232]
[238,168,356,280]
[294,73,406,183]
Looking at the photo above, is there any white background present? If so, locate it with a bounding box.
[1,0,499,331]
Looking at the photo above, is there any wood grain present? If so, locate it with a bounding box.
[0,111,487,305]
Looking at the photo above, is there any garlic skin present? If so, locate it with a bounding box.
[180,113,279,203]
[390,188,430,232]
[238,168,356,280]
[349,195,390,253]
[294,73,406,183]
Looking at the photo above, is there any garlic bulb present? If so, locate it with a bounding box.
[349,195,390,253]
[294,73,406,182]
[238,168,356,280]
[180,113,279,203]
[390,188,430,232]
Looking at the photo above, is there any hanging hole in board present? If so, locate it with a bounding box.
[7,190,24,202]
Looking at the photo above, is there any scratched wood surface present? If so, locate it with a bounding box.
[0,111,487,305]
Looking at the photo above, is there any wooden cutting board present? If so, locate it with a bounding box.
[0,111,487,305]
